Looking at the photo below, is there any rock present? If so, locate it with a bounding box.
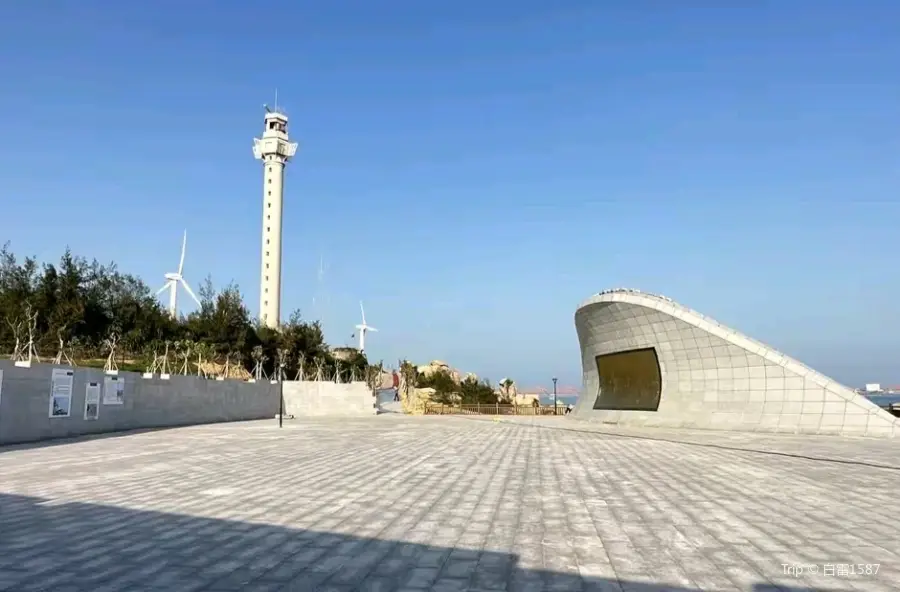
[406,387,436,414]
[513,394,540,407]
[416,360,450,378]
[377,370,394,390]
[416,360,466,384]
[331,347,358,362]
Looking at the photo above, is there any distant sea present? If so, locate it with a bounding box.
[866,394,900,408]
[541,395,578,406]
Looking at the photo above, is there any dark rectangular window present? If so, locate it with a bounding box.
[593,347,662,412]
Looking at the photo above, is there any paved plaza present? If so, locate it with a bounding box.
[1,416,898,592]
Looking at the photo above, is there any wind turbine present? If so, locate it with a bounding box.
[355,301,378,353]
[156,230,201,319]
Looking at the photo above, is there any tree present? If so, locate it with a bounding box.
[417,369,458,404]
[0,243,369,377]
[398,360,418,408]
[498,378,517,402]
[459,376,498,404]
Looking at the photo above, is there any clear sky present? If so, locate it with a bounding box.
[1,1,898,390]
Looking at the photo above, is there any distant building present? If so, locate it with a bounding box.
[865,383,882,393]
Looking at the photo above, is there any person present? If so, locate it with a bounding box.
[565,403,573,415]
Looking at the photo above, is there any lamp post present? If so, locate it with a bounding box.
[275,351,288,429]
[278,362,285,429]
[552,377,558,416]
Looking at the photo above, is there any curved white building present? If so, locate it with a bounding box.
[572,289,898,438]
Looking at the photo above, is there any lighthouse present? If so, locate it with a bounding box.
[252,106,298,328]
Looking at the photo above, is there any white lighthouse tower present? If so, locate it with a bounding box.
[252,105,298,328]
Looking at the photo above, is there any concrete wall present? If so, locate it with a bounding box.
[0,360,280,445]
[282,381,377,417]
[572,290,900,438]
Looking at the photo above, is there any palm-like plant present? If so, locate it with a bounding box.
[498,378,516,402]
[251,345,267,380]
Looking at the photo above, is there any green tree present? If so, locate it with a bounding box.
[275,310,330,378]
[417,369,458,404]
[459,376,498,404]
[0,243,372,378]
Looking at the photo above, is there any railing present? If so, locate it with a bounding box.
[423,403,562,416]
[889,403,900,418]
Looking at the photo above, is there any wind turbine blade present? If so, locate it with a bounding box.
[360,300,366,324]
[180,279,202,306]
[368,327,378,332]
[177,230,187,275]
[156,281,172,295]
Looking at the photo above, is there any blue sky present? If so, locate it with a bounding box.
[1,1,899,389]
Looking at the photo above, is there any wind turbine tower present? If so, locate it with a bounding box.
[355,301,378,353]
[252,102,298,328]
[156,230,201,319]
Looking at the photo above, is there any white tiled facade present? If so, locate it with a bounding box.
[572,289,899,438]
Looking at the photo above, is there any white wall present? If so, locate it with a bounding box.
[0,360,279,445]
[281,381,377,417]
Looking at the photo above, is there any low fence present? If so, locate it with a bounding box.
[423,403,563,416]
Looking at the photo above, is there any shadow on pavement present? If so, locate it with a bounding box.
[0,426,180,455]
[463,416,900,472]
[0,493,843,592]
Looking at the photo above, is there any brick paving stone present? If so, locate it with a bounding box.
[0,415,897,591]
